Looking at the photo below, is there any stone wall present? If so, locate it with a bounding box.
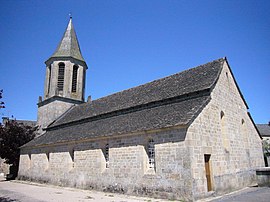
[186,61,264,200]
[19,127,194,201]
[37,100,75,135]
[19,61,264,201]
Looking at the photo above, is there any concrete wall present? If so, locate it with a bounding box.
[186,61,264,200]
[19,128,194,201]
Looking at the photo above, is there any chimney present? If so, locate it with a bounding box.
[87,96,92,103]
[38,96,42,103]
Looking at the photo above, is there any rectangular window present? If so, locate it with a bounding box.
[105,144,109,168]
[148,139,155,169]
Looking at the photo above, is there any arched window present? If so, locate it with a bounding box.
[220,111,225,136]
[57,63,65,91]
[72,65,78,92]
[148,139,155,169]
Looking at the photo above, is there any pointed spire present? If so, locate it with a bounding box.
[49,17,85,63]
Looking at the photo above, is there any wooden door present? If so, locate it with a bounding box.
[204,154,212,191]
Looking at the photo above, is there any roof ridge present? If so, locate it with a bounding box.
[89,57,226,104]
[51,57,225,127]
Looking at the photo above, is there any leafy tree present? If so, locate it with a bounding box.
[0,120,36,178]
[0,89,5,109]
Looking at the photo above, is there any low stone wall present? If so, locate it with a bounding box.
[256,167,270,187]
[0,159,9,176]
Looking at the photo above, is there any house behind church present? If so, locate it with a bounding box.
[18,18,264,201]
[257,123,270,166]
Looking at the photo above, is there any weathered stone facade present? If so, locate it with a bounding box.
[37,98,82,134]
[19,128,193,200]
[19,59,264,201]
[186,62,263,199]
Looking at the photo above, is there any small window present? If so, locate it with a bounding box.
[241,119,249,148]
[72,65,78,92]
[105,144,109,168]
[220,111,225,119]
[69,149,75,162]
[57,63,65,91]
[46,152,50,161]
[148,139,155,169]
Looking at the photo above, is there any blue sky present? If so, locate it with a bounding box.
[0,0,269,124]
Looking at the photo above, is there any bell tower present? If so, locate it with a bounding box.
[37,17,87,135]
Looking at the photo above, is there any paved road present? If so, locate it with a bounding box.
[208,186,270,202]
[0,178,269,202]
[0,179,169,202]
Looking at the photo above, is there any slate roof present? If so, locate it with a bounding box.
[47,18,85,63]
[257,124,270,137]
[52,58,225,127]
[22,58,226,148]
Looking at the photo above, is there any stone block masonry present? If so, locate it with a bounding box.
[19,128,194,201]
[18,59,264,201]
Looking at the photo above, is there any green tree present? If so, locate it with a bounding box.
[0,89,5,109]
[0,120,36,179]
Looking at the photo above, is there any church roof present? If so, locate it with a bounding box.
[22,58,226,148]
[257,124,270,137]
[52,58,225,127]
[47,18,85,63]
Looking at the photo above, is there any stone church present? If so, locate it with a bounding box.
[18,18,264,201]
